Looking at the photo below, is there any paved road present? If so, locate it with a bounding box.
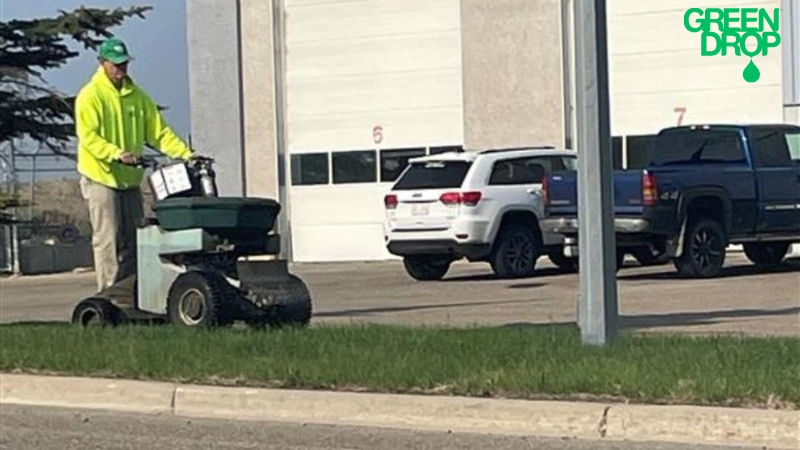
[0,404,762,450]
[1,254,798,336]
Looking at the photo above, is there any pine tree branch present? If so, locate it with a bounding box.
[0,5,152,154]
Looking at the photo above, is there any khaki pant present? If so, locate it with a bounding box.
[80,177,144,292]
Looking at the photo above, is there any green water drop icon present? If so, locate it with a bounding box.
[743,59,760,83]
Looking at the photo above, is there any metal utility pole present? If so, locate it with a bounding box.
[272,0,292,262]
[573,0,618,345]
[783,0,800,124]
[561,0,576,150]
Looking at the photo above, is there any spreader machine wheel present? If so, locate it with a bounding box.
[167,271,233,328]
[72,297,122,327]
[248,274,312,329]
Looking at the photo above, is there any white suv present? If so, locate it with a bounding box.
[383,147,578,280]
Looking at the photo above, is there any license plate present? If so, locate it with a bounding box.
[411,204,429,216]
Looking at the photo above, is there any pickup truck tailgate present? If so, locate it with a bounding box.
[546,170,646,217]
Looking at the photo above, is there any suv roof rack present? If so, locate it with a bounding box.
[476,146,555,155]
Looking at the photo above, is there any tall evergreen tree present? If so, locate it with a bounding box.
[0,6,151,157]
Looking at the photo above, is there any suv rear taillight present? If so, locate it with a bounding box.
[461,191,482,206]
[439,192,460,205]
[642,172,658,206]
[440,191,482,207]
[384,194,398,209]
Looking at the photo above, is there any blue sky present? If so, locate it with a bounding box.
[2,0,191,140]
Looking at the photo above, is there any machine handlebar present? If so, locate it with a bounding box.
[120,153,213,169]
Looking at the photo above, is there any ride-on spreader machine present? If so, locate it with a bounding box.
[71,156,312,328]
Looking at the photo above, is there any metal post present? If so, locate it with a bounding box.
[783,0,800,124]
[561,0,575,149]
[8,141,20,275]
[573,0,618,345]
[29,154,36,219]
[272,0,292,261]
[235,0,248,196]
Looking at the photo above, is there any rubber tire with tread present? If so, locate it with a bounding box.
[403,256,451,281]
[491,224,541,279]
[673,218,727,278]
[167,271,233,327]
[743,242,790,267]
[72,297,122,327]
[256,274,313,329]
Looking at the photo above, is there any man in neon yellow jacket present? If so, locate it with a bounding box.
[75,37,193,291]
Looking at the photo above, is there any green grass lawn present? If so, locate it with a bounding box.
[1,323,798,409]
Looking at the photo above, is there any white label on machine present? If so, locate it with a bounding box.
[149,171,169,201]
[160,163,192,195]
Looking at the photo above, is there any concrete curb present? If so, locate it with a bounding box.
[0,374,175,415]
[1,373,798,448]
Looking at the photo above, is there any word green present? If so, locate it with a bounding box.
[684,8,781,82]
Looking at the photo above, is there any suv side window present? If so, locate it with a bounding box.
[490,159,532,185]
[749,129,792,167]
[488,156,567,185]
[651,129,745,166]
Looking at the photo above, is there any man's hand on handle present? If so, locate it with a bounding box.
[119,152,139,165]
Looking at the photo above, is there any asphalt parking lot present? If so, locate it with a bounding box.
[1,252,798,336]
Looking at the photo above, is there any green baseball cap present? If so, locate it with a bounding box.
[98,38,132,64]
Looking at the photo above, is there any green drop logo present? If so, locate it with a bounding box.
[743,59,760,83]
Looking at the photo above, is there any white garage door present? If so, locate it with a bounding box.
[608,0,783,137]
[285,0,464,262]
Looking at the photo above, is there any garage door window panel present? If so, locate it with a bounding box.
[333,150,377,184]
[626,135,656,170]
[291,153,329,186]
[380,148,426,182]
[429,145,464,155]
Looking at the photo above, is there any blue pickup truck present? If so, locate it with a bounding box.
[540,124,800,278]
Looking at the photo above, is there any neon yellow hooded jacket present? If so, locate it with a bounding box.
[75,67,193,189]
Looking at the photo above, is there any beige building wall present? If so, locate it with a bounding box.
[236,0,570,201]
[460,0,566,150]
[241,0,280,199]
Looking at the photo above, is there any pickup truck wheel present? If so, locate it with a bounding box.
[491,225,541,279]
[743,243,790,267]
[674,218,726,278]
[403,256,451,281]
